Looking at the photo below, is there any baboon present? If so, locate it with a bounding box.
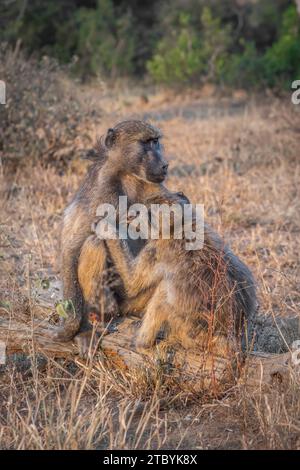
[78,190,189,322]
[101,191,258,355]
[52,120,180,351]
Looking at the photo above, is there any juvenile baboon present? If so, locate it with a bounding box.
[52,120,178,349]
[102,191,258,355]
[78,190,189,323]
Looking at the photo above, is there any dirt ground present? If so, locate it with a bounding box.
[1,85,300,449]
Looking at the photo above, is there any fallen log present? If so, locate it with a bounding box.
[0,315,298,393]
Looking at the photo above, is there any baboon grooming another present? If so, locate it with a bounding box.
[102,192,258,354]
[53,120,178,348]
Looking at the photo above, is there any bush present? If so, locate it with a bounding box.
[0,44,101,169]
[220,4,300,89]
[263,4,300,86]
[0,0,137,80]
[74,0,136,79]
[220,41,265,88]
[147,8,231,86]
[147,13,202,84]
[0,0,298,88]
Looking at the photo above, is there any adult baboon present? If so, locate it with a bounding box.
[52,120,178,349]
[102,191,258,355]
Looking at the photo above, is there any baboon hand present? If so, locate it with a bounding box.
[91,215,107,233]
[147,191,190,207]
[172,191,190,204]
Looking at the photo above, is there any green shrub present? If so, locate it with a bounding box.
[0,0,136,80]
[147,13,202,84]
[0,0,298,88]
[147,7,231,86]
[220,41,265,88]
[263,5,300,86]
[220,4,300,89]
[75,0,135,79]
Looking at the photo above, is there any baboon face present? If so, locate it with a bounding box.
[105,120,169,183]
[137,136,168,183]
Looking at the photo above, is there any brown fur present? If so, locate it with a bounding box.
[77,236,121,321]
[78,187,187,318]
[103,189,258,355]
[78,236,106,302]
[51,120,178,351]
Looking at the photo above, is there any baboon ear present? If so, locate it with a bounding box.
[83,148,98,160]
[105,128,116,148]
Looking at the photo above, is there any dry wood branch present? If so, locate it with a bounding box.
[0,317,77,356]
[0,315,298,392]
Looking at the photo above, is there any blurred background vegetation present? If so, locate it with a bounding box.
[1,0,300,88]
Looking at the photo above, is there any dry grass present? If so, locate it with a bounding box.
[1,60,300,448]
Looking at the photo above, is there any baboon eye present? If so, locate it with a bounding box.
[142,139,152,149]
[142,138,160,151]
[151,138,159,149]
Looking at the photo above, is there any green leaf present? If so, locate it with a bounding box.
[56,300,75,319]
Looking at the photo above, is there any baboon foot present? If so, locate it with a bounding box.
[46,317,81,343]
[136,333,155,353]
[136,343,154,355]
[165,331,196,350]
[74,328,106,358]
